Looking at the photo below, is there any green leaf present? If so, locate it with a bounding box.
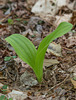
[73,77,76,81]
[8,98,13,100]
[4,57,11,61]
[8,19,13,24]
[2,85,7,89]
[4,56,17,61]
[23,21,28,24]
[0,95,7,100]
[1,89,7,92]
[5,34,37,69]
[1,85,8,92]
[12,56,17,59]
[5,22,73,82]
[16,18,21,21]
[34,22,73,82]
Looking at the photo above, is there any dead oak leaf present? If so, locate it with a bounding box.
[66,36,76,47]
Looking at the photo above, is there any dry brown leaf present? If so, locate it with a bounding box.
[0,10,4,19]
[66,36,76,47]
[71,78,76,89]
[71,11,76,27]
[8,90,27,100]
[0,83,4,88]
[0,0,7,6]
[47,43,62,57]
[43,59,59,67]
[55,14,72,26]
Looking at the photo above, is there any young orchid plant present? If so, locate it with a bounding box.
[5,22,73,82]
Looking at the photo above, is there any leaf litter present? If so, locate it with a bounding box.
[0,0,76,100]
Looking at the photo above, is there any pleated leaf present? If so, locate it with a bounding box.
[34,22,73,82]
[5,34,37,68]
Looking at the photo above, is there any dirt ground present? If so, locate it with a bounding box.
[0,0,76,100]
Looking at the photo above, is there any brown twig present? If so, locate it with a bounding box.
[47,74,69,94]
[6,68,15,82]
[0,12,12,23]
[0,77,7,80]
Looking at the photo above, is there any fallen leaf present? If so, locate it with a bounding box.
[0,83,4,88]
[0,0,7,7]
[66,36,76,47]
[0,24,7,28]
[47,43,62,57]
[55,14,72,26]
[43,59,59,67]
[67,0,76,10]
[71,78,76,89]
[20,70,38,86]
[0,10,4,19]
[8,90,27,100]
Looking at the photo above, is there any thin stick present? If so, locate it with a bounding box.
[0,12,12,23]
[47,74,69,92]
[0,77,7,79]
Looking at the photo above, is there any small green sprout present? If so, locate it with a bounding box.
[23,20,28,24]
[5,22,73,82]
[73,77,76,81]
[4,56,17,61]
[16,18,21,21]
[0,85,13,100]
[0,95,13,100]
[1,85,8,92]
[8,19,13,24]
[0,95,7,100]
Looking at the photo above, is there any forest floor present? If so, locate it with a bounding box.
[0,0,76,100]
